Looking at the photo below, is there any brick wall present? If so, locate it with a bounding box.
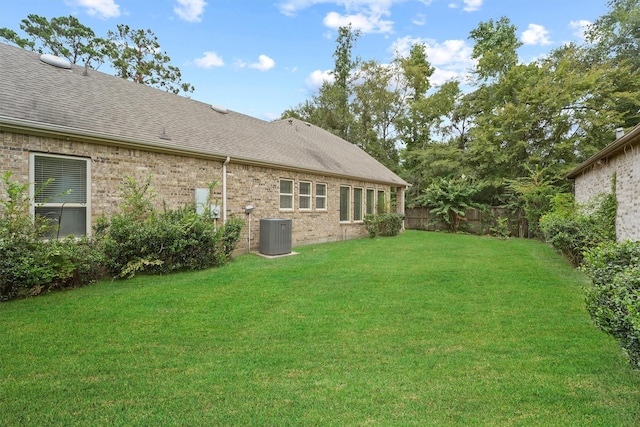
[573,145,640,241]
[226,163,392,251]
[1,130,394,252]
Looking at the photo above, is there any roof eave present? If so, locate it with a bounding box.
[0,116,409,188]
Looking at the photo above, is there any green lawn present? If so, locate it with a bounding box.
[1,231,639,426]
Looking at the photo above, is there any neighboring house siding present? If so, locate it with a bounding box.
[572,146,640,242]
[2,130,390,253]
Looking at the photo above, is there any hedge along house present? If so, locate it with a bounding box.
[567,123,640,242]
[0,43,408,253]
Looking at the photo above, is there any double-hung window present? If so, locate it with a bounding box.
[316,183,327,210]
[353,187,363,222]
[31,153,91,237]
[299,181,311,210]
[279,179,294,210]
[339,186,350,222]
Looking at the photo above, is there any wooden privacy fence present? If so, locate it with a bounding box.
[405,207,527,238]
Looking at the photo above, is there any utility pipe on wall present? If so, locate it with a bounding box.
[222,156,230,224]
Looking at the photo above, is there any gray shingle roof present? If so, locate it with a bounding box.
[0,42,408,187]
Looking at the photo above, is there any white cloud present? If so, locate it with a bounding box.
[412,13,426,26]
[462,0,482,12]
[249,55,276,71]
[194,51,224,68]
[447,0,481,11]
[569,20,592,42]
[391,36,475,85]
[174,0,207,23]
[305,69,334,90]
[521,23,552,45]
[67,0,121,19]
[430,68,461,86]
[277,0,397,33]
[275,0,477,33]
[323,10,393,33]
[392,36,473,67]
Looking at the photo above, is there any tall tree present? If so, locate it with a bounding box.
[399,43,434,102]
[329,24,361,140]
[586,0,640,69]
[467,43,639,203]
[104,24,194,94]
[469,17,522,83]
[282,25,360,141]
[1,15,194,95]
[396,43,436,153]
[400,81,466,204]
[0,14,106,68]
[584,0,640,127]
[351,60,404,171]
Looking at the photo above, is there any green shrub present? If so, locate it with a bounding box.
[0,172,104,301]
[220,216,244,256]
[98,177,244,278]
[364,213,405,238]
[582,241,640,368]
[489,216,511,240]
[540,192,616,266]
[99,208,237,278]
[417,176,482,233]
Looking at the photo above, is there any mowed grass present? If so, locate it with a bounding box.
[1,231,639,426]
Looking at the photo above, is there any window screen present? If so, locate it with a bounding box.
[340,186,350,222]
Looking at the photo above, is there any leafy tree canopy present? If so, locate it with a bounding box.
[0,14,193,95]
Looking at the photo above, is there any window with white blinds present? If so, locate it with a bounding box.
[31,153,90,237]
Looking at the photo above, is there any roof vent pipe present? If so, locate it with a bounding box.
[223,156,230,224]
[615,127,625,139]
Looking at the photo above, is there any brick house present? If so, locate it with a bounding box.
[0,43,408,253]
[567,124,640,241]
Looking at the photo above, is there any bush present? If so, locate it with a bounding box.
[582,241,640,368]
[220,216,244,256]
[417,176,482,233]
[364,213,405,238]
[98,176,244,278]
[99,208,243,278]
[489,216,511,240]
[540,192,616,266]
[0,172,104,301]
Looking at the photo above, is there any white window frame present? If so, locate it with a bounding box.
[339,185,351,223]
[279,178,294,211]
[353,187,364,222]
[316,183,327,211]
[29,152,91,237]
[299,181,312,211]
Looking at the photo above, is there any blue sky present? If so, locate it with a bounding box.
[0,0,609,120]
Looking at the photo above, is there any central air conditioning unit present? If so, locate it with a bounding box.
[259,218,292,256]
